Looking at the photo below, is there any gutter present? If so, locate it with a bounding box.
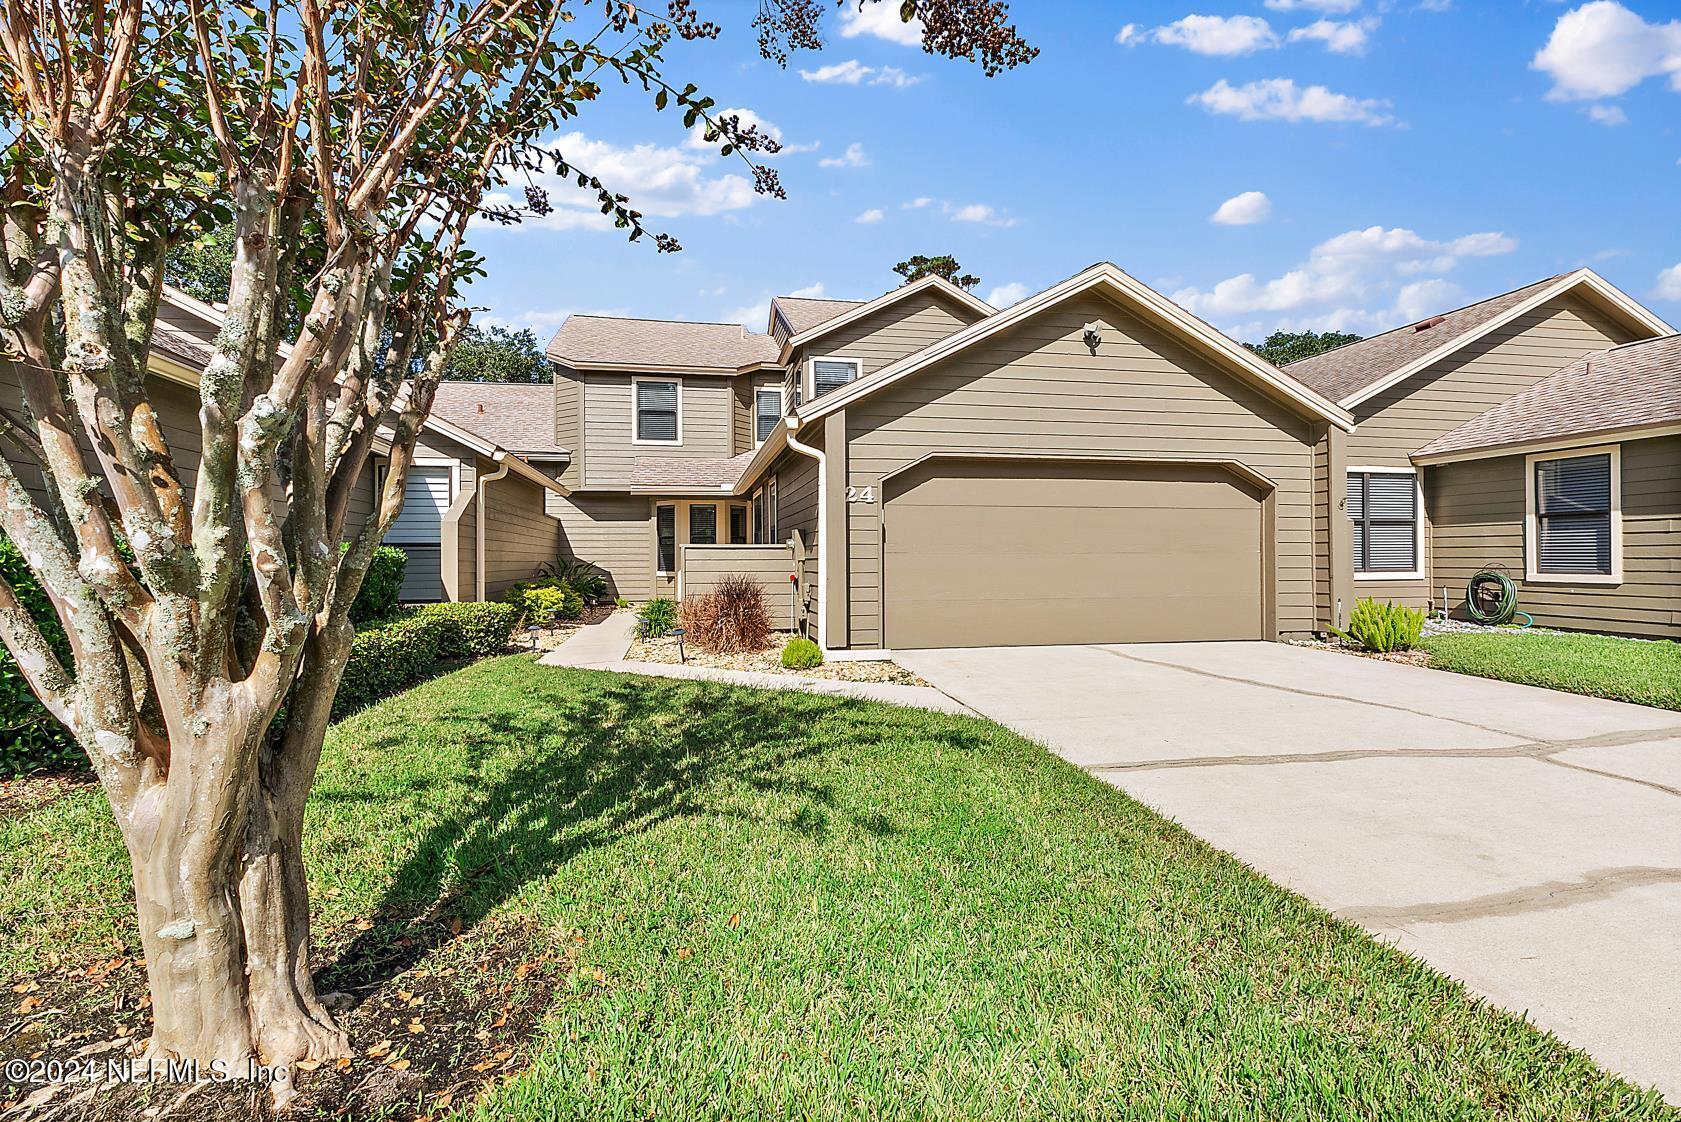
[474,456,514,602]
[782,413,827,652]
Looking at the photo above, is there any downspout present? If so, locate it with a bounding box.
[475,455,513,602]
[783,415,827,650]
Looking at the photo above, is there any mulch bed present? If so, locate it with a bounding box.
[628,632,927,685]
[1284,636,1432,667]
[2,912,569,1121]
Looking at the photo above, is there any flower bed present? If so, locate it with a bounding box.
[628,632,925,685]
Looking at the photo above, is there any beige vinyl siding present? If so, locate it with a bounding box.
[1428,435,1681,639]
[679,544,797,627]
[548,492,654,600]
[767,447,821,636]
[732,372,784,454]
[580,372,733,488]
[553,370,583,488]
[480,470,564,598]
[1345,292,1643,610]
[843,291,1321,649]
[1312,427,1332,629]
[792,289,980,385]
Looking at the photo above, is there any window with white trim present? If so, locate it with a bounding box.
[1532,451,1614,576]
[1348,470,1419,576]
[634,378,680,444]
[754,387,782,443]
[655,504,676,572]
[809,356,861,399]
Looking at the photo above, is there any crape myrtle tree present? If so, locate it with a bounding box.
[0,0,1033,1085]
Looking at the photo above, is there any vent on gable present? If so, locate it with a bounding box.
[1411,315,1446,333]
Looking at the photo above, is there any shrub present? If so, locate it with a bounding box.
[413,601,519,658]
[780,637,824,670]
[638,598,678,638]
[348,545,408,623]
[503,579,583,625]
[1339,598,1426,654]
[1,535,82,776]
[537,555,609,603]
[334,612,446,717]
[679,575,772,655]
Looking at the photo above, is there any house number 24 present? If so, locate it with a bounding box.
[846,486,876,504]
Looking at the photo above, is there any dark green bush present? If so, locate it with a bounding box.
[333,612,445,718]
[780,636,824,670]
[1,535,82,776]
[413,601,519,658]
[638,597,678,638]
[349,545,408,623]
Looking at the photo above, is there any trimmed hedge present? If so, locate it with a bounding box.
[333,600,517,717]
[1,536,81,777]
[349,545,409,623]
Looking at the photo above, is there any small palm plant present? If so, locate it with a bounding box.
[1337,598,1426,653]
[538,555,609,602]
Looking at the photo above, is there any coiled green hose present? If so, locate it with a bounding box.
[1466,570,1517,625]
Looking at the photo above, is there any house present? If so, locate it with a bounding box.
[0,287,568,605]
[542,263,1680,651]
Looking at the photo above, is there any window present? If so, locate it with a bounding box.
[767,475,779,543]
[754,387,782,444]
[809,356,861,399]
[729,504,748,545]
[634,378,680,444]
[1348,470,1420,577]
[689,503,717,546]
[751,488,764,543]
[656,504,676,572]
[1528,447,1620,582]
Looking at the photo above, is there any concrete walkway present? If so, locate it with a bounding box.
[895,640,1681,1103]
[539,614,973,715]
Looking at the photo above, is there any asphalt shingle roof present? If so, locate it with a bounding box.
[629,450,756,491]
[772,296,866,336]
[429,381,567,456]
[547,315,779,371]
[1285,275,1567,404]
[1415,333,1681,460]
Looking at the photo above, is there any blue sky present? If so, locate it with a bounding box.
[468,0,1681,346]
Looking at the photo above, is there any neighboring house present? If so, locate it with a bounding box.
[0,287,567,606]
[1286,269,1676,638]
[541,263,1680,651]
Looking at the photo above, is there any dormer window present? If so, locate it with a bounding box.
[809,356,862,400]
[633,377,680,444]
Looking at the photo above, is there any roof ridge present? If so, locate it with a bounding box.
[567,313,764,330]
[1604,330,1681,352]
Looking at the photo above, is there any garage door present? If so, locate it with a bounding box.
[384,465,453,602]
[883,459,1266,649]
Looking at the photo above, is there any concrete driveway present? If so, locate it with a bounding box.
[894,641,1681,1102]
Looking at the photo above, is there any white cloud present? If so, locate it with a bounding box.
[1393,278,1462,322]
[838,0,924,46]
[1533,2,1681,101]
[854,207,886,224]
[1288,18,1378,55]
[725,283,826,331]
[480,131,758,232]
[900,196,1018,227]
[1586,103,1630,125]
[1171,224,1517,326]
[1264,0,1359,11]
[799,59,924,88]
[903,196,937,210]
[820,142,871,169]
[986,282,1029,307]
[1188,78,1395,126]
[684,107,818,156]
[1656,263,1681,301]
[1211,190,1273,225]
[1115,23,1145,46]
[1154,14,1279,56]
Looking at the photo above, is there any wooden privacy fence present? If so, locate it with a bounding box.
[678,544,797,629]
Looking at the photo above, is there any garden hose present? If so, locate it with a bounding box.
[1466,570,1518,625]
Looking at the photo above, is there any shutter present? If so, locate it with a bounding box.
[1346,473,1364,521]
[755,389,779,443]
[812,359,857,397]
[636,381,679,441]
[689,504,717,545]
[1536,454,1612,573]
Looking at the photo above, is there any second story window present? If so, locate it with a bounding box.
[755,387,782,443]
[634,378,680,444]
[810,356,861,399]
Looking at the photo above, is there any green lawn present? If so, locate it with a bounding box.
[2,657,1672,1119]
[1422,630,1681,710]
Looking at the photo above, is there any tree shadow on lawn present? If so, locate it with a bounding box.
[319,668,990,993]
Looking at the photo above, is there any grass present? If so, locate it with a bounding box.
[1421,630,1681,710]
[2,656,1674,1120]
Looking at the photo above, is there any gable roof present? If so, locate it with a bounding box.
[777,275,994,360]
[1413,333,1681,462]
[1285,269,1672,408]
[788,262,1355,431]
[771,296,865,336]
[429,381,567,458]
[546,314,779,373]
